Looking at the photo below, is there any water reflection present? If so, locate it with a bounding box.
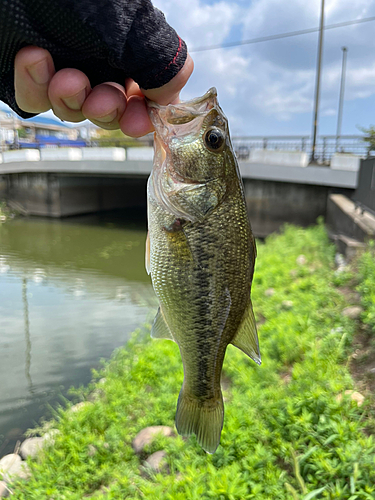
[0,210,155,457]
[22,278,34,394]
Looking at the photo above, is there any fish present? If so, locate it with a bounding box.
[146,88,260,454]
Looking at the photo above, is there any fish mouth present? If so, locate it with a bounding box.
[146,87,219,128]
[146,87,217,112]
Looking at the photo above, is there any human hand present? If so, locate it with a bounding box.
[14,46,194,138]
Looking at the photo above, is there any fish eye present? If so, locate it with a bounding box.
[203,127,225,153]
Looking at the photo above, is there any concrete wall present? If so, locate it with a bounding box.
[326,194,375,242]
[1,170,354,238]
[2,173,147,217]
[243,179,352,237]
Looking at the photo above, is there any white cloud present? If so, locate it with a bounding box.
[151,0,375,134]
[18,0,375,135]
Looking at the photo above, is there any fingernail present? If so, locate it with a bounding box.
[96,109,118,123]
[62,88,87,111]
[26,58,52,85]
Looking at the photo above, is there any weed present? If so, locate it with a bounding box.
[8,223,375,499]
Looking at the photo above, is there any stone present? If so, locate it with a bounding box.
[336,390,365,407]
[335,252,347,269]
[347,391,365,406]
[20,437,44,459]
[0,454,22,482]
[132,426,175,454]
[143,451,168,474]
[281,300,294,310]
[296,254,306,265]
[336,235,366,261]
[342,306,363,319]
[70,402,92,413]
[88,388,105,402]
[264,288,275,297]
[0,481,10,498]
[43,429,60,447]
[16,463,31,481]
[87,445,97,457]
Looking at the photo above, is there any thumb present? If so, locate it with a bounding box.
[141,54,194,105]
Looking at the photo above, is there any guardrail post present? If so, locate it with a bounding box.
[301,138,306,151]
[263,138,268,150]
[322,137,327,163]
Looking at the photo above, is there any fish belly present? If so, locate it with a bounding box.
[148,188,253,453]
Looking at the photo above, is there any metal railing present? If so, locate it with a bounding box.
[1,133,369,163]
[231,135,368,162]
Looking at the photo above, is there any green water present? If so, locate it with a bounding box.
[0,209,155,457]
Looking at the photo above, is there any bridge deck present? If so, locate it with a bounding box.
[0,160,358,189]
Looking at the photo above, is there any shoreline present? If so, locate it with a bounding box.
[1,224,375,499]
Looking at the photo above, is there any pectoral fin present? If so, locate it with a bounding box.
[231,301,261,365]
[151,307,174,341]
[145,231,151,275]
[167,179,226,223]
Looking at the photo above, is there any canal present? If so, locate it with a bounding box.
[0,209,155,457]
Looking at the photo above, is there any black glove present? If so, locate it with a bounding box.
[0,0,187,118]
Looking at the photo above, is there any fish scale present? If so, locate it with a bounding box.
[146,88,260,453]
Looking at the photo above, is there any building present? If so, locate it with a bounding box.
[0,106,86,150]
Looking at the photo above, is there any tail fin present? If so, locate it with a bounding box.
[175,387,224,454]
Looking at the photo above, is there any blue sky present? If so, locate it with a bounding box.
[3,0,375,138]
[154,0,375,136]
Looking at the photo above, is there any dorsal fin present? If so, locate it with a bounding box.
[231,301,261,365]
[151,307,174,341]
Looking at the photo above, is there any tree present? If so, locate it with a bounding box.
[358,125,375,156]
[91,128,151,148]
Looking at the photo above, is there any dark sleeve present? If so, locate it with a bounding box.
[0,0,187,118]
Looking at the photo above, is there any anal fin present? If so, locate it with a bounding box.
[151,307,174,341]
[145,231,151,275]
[231,301,261,365]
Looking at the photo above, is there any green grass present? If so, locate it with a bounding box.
[357,241,375,334]
[9,222,375,499]
[0,201,16,222]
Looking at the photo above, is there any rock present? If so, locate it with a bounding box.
[0,481,10,498]
[335,253,347,269]
[16,463,31,481]
[264,288,275,297]
[143,451,168,474]
[281,300,294,310]
[336,235,366,261]
[342,306,363,319]
[347,391,365,406]
[296,254,306,265]
[70,402,92,413]
[43,429,60,447]
[132,426,175,454]
[336,390,365,407]
[88,388,105,402]
[20,437,44,459]
[87,445,97,457]
[0,454,22,482]
[290,269,298,278]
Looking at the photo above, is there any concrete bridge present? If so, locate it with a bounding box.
[0,152,359,237]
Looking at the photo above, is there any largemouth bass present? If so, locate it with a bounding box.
[146,88,260,454]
